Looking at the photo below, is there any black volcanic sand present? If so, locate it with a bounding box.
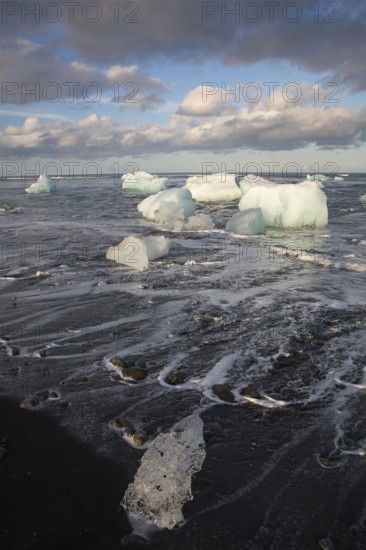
[0,396,131,550]
[2,396,366,550]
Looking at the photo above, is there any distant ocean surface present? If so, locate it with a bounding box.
[1,172,366,547]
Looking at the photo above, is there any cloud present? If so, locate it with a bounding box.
[0,40,169,109]
[1,101,365,159]
[3,1,363,90]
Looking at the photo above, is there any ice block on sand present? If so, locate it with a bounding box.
[122,415,206,530]
[106,235,170,269]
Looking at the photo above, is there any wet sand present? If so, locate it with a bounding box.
[1,395,366,550]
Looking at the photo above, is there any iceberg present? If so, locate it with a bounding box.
[226,208,266,235]
[360,195,366,203]
[306,173,330,182]
[122,415,206,530]
[334,176,344,181]
[239,173,275,196]
[106,235,170,270]
[25,175,54,194]
[184,173,242,202]
[122,171,167,194]
[137,188,196,222]
[239,179,328,229]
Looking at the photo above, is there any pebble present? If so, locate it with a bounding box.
[109,356,128,369]
[132,431,148,446]
[122,367,147,381]
[318,537,335,550]
[6,346,20,357]
[165,372,186,386]
[240,385,260,399]
[20,397,39,409]
[212,384,235,403]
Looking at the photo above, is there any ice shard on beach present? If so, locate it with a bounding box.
[184,173,242,202]
[122,415,206,530]
[238,178,328,229]
[25,175,54,194]
[122,171,167,194]
[106,235,170,269]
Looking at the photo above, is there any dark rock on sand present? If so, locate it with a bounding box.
[19,397,39,409]
[109,356,128,369]
[122,367,147,381]
[7,346,20,357]
[318,537,335,550]
[165,372,186,386]
[212,384,235,403]
[240,385,260,399]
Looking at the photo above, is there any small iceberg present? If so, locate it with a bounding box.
[25,175,54,194]
[360,194,366,203]
[238,179,328,228]
[184,173,242,202]
[137,188,214,230]
[122,415,206,531]
[334,176,344,182]
[121,171,167,194]
[306,173,330,182]
[138,188,196,222]
[226,208,266,235]
[106,235,170,270]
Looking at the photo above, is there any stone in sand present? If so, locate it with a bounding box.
[122,367,148,381]
[165,373,186,386]
[7,346,20,357]
[132,431,148,446]
[20,397,39,409]
[109,356,128,369]
[212,384,235,403]
[240,386,260,398]
[110,417,136,436]
[318,538,335,550]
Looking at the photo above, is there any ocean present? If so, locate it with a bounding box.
[1,173,366,548]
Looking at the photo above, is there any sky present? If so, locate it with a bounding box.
[0,0,366,175]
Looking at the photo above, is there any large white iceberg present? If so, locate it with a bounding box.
[138,188,196,222]
[239,179,328,228]
[226,208,266,235]
[122,415,206,530]
[184,173,242,202]
[306,173,330,182]
[106,235,170,270]
[25,175,54,194]
[122,171,167,194]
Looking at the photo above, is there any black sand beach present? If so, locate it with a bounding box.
[2,394,366,550]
